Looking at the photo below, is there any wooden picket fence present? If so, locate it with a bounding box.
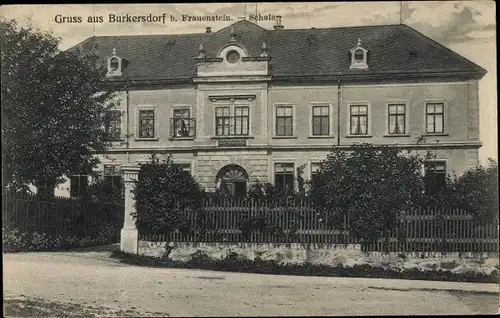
[2,189,124,242]
[138,198,499,253]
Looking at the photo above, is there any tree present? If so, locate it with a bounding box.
[308,143,427,249]
[1,19,117,197]
[86,172,125,204]
[452,158,498,224]
[132,154,205,237]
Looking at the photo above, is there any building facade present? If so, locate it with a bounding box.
[56,19,486,197]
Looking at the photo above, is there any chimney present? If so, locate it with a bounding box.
[274,15,284,30]
[206,27,212,33]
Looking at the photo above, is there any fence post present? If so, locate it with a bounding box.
[120,164,141,254]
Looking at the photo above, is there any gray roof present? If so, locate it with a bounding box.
[69,20,487,81]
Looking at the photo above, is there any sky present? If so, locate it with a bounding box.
[1,2,497,163]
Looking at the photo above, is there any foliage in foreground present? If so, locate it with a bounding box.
[85,172,125,204]
[132,154,205,236]
[308,143,428,243]
[451,158,499,224]
[3,225,119,252]
[110,250,499,284]
[1,18,118,197]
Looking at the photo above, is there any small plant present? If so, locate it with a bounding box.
[3,222,120,253]
[188,250,212,264]
[440,260,459,270]
[3,227,29,252]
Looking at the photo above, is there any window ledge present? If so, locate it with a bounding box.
[135,137,159,141]
[211,136,254,140]
[170,136,195,141]
[308,135,335,139]
[108,139,126,142]
[383,134,411,138]
[345,135,373,138]
[423,133,449,137]
[272,136,298,139]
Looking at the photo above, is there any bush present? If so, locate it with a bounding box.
[308,143,427,246]
[86,174,124,204]
[3,227,29,252]
[132,154,205,237]
[452,159,498,225]
[3,223,119,252]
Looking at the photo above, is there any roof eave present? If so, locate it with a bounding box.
[272,70,487,82]
[97,69,486,86]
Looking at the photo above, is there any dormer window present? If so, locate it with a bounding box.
[107,48,122,77]
[110,58,119,71]
[349,39,368,70]
[354,49,364,63]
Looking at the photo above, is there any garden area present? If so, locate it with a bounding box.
[133,145,498,254]
[114,145,499,283]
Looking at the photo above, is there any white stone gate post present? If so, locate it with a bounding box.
[120,164,141,254]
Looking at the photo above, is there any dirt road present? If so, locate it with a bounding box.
[4,248,499,316]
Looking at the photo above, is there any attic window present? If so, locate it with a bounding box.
[110,58,119,71]
[219,45,247,64]
[226,50,240,64]
[349,39,368,70]
[354,49,364,63]
[107,48,122,77]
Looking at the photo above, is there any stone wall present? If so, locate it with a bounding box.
[138,241,364,264]
[137,240,499,275]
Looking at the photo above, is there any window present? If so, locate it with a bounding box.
[226,50,240,64]
[104,110,122,140]
[276,106,293,136]
[103,165,122,197]
[275,163,294,193]
[107,49,122,76]
[215,106,249,136]
[70,174,88,198]
[350,105,368,135]
[426,103,444,133]
[354,49,364,63]
[234,107,249,135]
[173,163,191,174]
[171,109,195,138]
[139,110,155,138]
[312,106,329,136]
[424,161,446,194]
[349,39,368,69]
[388,104,406,134]
[110,58,119,71]
[310,163,321,182]
[215,107,230,136]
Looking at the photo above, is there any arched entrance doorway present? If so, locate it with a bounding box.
[216,164,248,198]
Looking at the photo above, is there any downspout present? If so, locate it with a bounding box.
[337,79,341,146]
[125,84,130,163]
[465,81,468,142]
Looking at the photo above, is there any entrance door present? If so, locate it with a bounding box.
[216,165,248,198]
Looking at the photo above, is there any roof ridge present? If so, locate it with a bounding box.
[215,19,266,33]
[93,32,208,39]
[265,23,402,32]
